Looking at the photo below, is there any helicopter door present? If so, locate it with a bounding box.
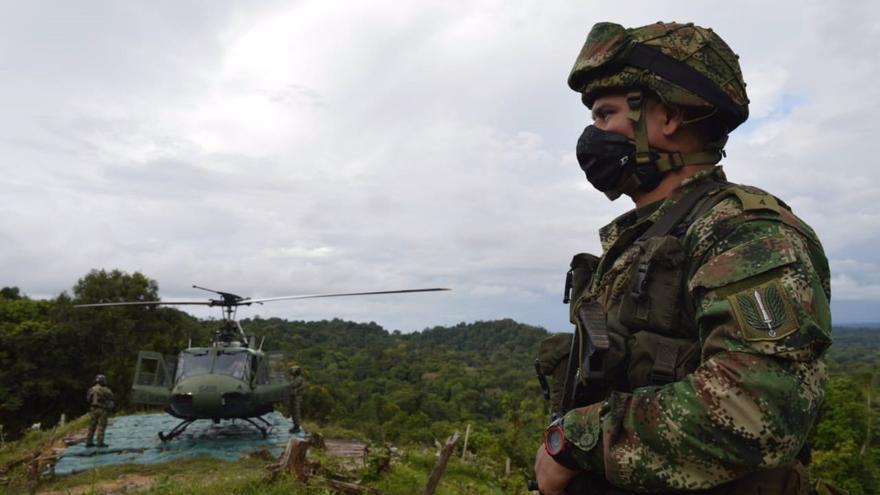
[260,352,289,403]
[131,350,174,406]
[267,352,287,384]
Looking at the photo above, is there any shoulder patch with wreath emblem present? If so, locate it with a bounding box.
[727,279,798,341]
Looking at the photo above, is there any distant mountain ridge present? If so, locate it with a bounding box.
[245,316,551,356]
[833,322,880,328]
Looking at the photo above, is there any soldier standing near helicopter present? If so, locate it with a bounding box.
[287,366,306,434]
[533,21,834,494]
[85,374,114,448]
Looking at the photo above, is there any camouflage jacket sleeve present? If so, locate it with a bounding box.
[292,376,306,394]
[562,193,832,491]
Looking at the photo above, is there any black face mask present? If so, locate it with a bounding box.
[575,125,664,197]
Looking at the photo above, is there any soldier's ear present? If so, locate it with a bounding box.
[660,103,684,137]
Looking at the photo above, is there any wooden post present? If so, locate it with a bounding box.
[505,457,511,477]
[422,431,460,495]
[461,424,471,461]
[267,436,311,482]
[288,437,310,481]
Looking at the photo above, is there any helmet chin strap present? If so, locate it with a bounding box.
[606,90,723,201]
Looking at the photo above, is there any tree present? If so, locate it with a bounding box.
[0,286,23,300]
[70,270,205,415]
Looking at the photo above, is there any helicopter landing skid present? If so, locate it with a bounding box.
[158,416,272,441]
[242,416,271,438]
[158,419,196,442]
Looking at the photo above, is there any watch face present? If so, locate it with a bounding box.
[545,425,565,455]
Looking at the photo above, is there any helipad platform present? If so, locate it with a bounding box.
[54,412,303,474]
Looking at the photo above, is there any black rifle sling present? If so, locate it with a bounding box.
[636,179,729,242]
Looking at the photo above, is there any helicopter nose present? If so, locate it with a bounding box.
[170,392,195,417]
[171,375,248,418]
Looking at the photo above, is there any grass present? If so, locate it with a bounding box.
[1,419,532,495]
[373,447,532,495]
[0,414,92,491]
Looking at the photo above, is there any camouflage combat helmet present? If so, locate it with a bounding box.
[95,374,107,385]
[289,366,301,376]
[569,22,749,133]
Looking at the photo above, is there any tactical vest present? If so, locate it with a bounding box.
[567,179,812,495]
[88,384,113,409]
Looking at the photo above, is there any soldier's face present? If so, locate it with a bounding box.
[591,93,634,138]
[591,93,669,147]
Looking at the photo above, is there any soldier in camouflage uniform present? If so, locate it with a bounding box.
[534,22,833,494]
[85,374,114,448]
[287,366,306,434]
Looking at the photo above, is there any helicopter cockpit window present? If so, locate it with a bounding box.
[214,351,250,381]
[175,351,213,381]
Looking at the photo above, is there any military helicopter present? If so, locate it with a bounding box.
[76,285,449,441]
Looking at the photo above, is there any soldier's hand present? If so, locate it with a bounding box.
[534,444,580,495]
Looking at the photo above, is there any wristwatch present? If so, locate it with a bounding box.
[543,418,581,470]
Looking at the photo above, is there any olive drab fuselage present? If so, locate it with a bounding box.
[169,347,285,419]
[133,346,289,420]
[560,167,831,493]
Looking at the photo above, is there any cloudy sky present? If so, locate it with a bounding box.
[2,0,879,332]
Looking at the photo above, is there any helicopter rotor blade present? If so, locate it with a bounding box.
[239,288,451,305]
[74,300,213,308]
[76,288,451,308]
[192,285,244,301]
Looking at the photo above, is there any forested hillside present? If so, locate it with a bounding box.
[2,270,879,493]
[0,274,206,436]
[812,327,880,494]
[249,317,548,469]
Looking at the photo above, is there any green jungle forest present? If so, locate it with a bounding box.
[1,269,878,494]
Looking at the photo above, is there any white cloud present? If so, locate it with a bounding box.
[830,260,880,301]
[2,1,880,330]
